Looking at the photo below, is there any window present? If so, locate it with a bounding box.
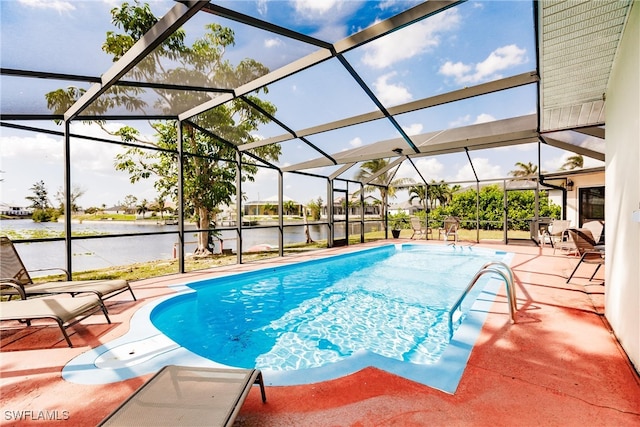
[579,186,605,226]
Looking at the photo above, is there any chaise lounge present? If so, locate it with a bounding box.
[0,283,111,347]
[566,228,605,283]
[99,365,267,426]
[0,236,136,307]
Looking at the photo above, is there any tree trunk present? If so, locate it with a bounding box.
[303,207,314,244]
[194,207,212,256]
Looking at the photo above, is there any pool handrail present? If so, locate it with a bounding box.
[481,261,516,315]
[448,262,517,337]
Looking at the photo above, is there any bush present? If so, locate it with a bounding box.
[388,212,410,229]
[31,208,60,222]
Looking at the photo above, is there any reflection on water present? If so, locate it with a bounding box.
[1,219,382,273]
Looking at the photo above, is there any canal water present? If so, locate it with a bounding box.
[0,219,382,274]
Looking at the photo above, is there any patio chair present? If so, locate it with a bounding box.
[545,219,572,253]
[566,228,605,283]
[0,282,111,347]
[99,365,266,427]
[0,236,136,306]
[409,217,432,240]
[438,216,459,242]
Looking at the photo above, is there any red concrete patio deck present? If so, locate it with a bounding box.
[1,241,639,426]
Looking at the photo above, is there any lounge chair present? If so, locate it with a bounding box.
[409,217,431,240]
[99,365,266,426]
[0,283,111,347]
[438,216,459,242]
[566,228,605,283]
[0,236,136,306]
[582,220,604,245]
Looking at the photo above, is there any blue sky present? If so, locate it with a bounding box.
[0,0,603,209]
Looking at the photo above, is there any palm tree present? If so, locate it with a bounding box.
[509,161,538,178]
[408,185,428,212]
[263,203,276,215]
[560,154,584,170]
[283,200,297,216]
[155,196,166,219]
[354,158,413,217]
[136,199,148,218]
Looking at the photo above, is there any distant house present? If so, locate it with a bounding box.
[103,205,129,215]
[0,203,32,216]
[243,195,303,216]
[322,195,383,218]
[388,200,421,216]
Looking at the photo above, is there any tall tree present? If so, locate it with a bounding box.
[123,195,138,214]
[354,158,412,218]
[25,180,50,209]
[560,154,584,170]
[45,2,280,255]
[54,185,86,213]
[154,196,166,219]
[307,197,323,221]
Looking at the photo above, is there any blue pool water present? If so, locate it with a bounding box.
[150,244,511,377]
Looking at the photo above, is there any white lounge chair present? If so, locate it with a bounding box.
[1,283,111,347]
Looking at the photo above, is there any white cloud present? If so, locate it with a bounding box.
[373,72,413,105]
[439,44,528,84]
[402,123,423,136]
[349,137,363,148]
[448,114,472,128]
[474,113,495,124]
[396,157,444,181]
[0,133,63,163]
[415,157,445,179]
[454,157,502,181]
[265,38,284,49]
[448,113,495,128]
[18,0,75,13]
[292,0,340,16]
[257,0,268,15]
[361,8,460,69]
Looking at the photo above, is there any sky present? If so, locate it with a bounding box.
[0,0,604,209]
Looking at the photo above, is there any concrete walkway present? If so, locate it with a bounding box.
[1,241,639,426]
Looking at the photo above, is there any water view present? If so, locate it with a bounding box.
[0,219,381,274]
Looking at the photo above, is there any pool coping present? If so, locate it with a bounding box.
[62,245,513,394]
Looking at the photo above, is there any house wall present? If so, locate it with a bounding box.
[605,2,639,372]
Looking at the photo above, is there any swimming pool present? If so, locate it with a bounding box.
[63,244,512,393]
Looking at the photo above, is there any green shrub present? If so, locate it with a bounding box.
[31,208,60,222]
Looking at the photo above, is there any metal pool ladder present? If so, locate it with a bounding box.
[448,261,517,337]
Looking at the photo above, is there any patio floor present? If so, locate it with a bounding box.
[1,240,639,426]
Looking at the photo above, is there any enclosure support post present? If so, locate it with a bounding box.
[63,119,72,278]
[278,171,284,257]
[177,121,185,273]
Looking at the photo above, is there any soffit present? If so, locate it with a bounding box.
[539,0,632,132]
